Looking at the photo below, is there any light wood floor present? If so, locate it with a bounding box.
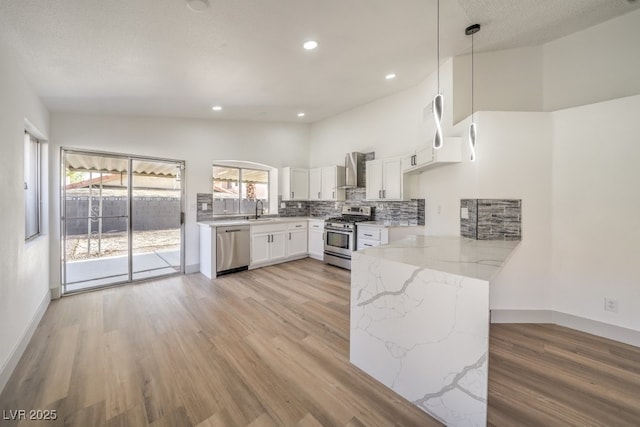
[0,259,440,427]
[488,323,640,426]
[2,259,639,426]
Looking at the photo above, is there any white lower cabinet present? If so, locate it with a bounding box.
[287,221,308,257]
[356,225,389,250]
[308,219,325,260]
[251,231,285,265]
[250,220,308,268]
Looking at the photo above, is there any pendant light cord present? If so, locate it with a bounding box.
[471,31,474,121]
[436,0,440,92]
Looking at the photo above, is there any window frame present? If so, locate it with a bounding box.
[212,164,270,216]
[24,131,41,241]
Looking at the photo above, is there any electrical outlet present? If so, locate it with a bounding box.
[461,207,469,219]
[437,205,442,215]
[201,203,207,211]
[604,297,618,313]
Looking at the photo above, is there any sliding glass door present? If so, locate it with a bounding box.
[131,158,183,280]
[61,149,184,293]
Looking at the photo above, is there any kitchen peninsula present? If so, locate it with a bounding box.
[350,235,519,427]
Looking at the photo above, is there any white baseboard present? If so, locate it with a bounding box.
[491,309,640,348]
[185,263,200,274]
[0,290,51,394]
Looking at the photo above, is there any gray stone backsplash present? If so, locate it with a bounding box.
[460,198,521,241]
[308,188,424,225]
[198,186,424,225]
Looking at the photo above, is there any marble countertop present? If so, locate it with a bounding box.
[355,235,519,281]
[198,216,317,227]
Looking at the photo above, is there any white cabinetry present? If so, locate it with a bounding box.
[280,167,309,200]
[365,158,407,201]
[309,166,345,201]
[356,224,389,250]
[403,137,462,174]
[251,220,308,268]
[286,221,308,258]
[309,168,322,201]
[308,219,325,260]
[251,223,287,266]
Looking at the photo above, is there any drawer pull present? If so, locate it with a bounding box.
[364,233,373,237]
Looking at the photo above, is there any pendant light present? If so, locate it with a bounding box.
[433,0,444,150]
[466,24,480,161]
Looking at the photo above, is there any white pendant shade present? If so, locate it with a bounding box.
[433,93,444,150]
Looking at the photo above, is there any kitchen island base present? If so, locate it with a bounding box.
[350,236,518,427]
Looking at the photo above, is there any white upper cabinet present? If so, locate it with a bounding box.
[308,168,322,201]
[321,165,345,201]
[366,158,407,201]
[403,137,462,174]
[280,167,309,200]
[308,165,345,201]
[365,159,384,200]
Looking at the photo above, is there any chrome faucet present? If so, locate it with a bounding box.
[255,199,264,219]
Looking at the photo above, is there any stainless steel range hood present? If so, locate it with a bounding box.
[341,152,366,188]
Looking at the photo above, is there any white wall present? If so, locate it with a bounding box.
[415,112,553,310]
[309,60,455,167]
[543,9,640,112]
[551,94,640,330]
[452,46,544,124]
[49,113,309,290]
[0,39,50,390]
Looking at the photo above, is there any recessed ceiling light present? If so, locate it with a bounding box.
[212,105,222,111]
[297,112,305,118]
[385,73,396,80]
[303,40,318,50]
[186,0,209,12]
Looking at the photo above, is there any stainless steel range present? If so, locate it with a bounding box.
[324,206,372,270]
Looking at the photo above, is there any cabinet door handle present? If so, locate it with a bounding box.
[332,191,335,199]
[382,189,386,199]
[291,191,294,199]
[378,190,382,199]
[318,192,321,199]
[289,232,291,240]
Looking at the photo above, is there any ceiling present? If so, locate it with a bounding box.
[1,0,638,123]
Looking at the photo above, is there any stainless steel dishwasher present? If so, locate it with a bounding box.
[216,225,250,276]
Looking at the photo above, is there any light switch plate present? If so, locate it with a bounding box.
[280,202,286,209]
[461,207,469,219]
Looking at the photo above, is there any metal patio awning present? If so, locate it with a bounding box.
[65,153,179,177]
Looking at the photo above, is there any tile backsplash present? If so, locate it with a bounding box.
[306,188,424,225]
[460,199,521,241]
[198,188,424,226]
